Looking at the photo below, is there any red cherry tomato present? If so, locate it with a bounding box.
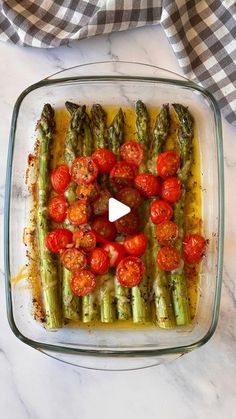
[71,157,98,185]
[70,269,96,296]
[116,187,142,209]
[92,148,117,173]
[183,234,206,264]
[110,161,135,190]
[156,246,180,271]
[50,164,71,194]
[89,248,110,275]
[156,151,180,178]
[76,182,100,203]
[161,176,182,203]
[134,173,160,197]
[120,141,144,167]
[156,221,179,246]
[123,233,147,257]
[45,228,73,253]
[92,188,111,216]
[73,228,97,253]
[150,199,173,224]
[116,256,145,288]
[103,242,126,267]
[48,195,67,223]
[61,248,87,271]
[67,201,91,226]
[92,216,117,242]
[115,210,140,236]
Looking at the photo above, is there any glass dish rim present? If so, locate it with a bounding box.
[4,63,224,358]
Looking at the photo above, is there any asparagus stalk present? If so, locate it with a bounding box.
[131,101,150,323]
[170,104,194,326]
[148,105,176,328]
[62,103,86,321]
[107,109,131,320]
[37,104,62,329]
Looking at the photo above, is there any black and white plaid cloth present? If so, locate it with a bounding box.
[0,0,235,126]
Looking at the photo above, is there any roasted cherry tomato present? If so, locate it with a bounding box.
[150,199,173,224]
[89,248,110,275]
[70,269,96,296]
[156,246,180,271]
[134,173,160,197]
[45,228,73,253]
[183,234,206,264]
[71,157,98,185]
[123,233,147,257]
[73,228,97,253]
[48,195,67,223]
[156,221,179,246]
[116,187,142,209]
[116,256,145,288]
[160,176,182,203]
[110,161,135,190]
[92,188,111,216]
[103,242,126,267]
[76,182,100,203]
[92,216,117,242]
[115,210,140,236]
[120,141,144,167]
[156,151,180,178]
[92,148,117,173]
[61,248,87,271]
[50,164,71,194]
[67,201,91,226]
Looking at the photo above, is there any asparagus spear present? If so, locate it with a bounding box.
[62,103,86,321]
[131,101,150,323]
[107,109,131,320]
[148,105,176,328]
[37,104,62,329]
[170,104,194,326]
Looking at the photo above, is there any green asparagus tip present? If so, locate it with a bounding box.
[65,101,80,115]
[38,104,55,134]
[172,104,194,140]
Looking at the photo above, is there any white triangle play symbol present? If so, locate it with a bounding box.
[108,197,131,222]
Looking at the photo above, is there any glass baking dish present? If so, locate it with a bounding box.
[4,62,224,370]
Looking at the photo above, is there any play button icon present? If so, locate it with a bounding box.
[108,198,131,222]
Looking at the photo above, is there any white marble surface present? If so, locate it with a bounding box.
[0,25,236,419]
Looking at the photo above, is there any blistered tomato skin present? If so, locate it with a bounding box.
[150,200,173,224]
[183,234,206,264]
[115,210,140,236]
[89,248,110,275]
[92,149,117,173]
[45,229,73,253]
[61,248,87,271]
[156,221,179,246]
[120,141,144,167]
[110,161,136,190]
[156,246,181,271]
[160,176,182,203]
[67,201,92,226]
[71,157,98,185]
[156,151,180,178]
[134,173,160,197]
[116,187,142,209]
[48,195,67,223]
[50,164,71,194]
[103,242,126,267]
[123,233,147,257]
[73,228,97,253]
[116,256,145,288]
[92,216,117,242]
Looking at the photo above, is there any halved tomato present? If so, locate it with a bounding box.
[116,256,145,288]
[134,173,160,197]
[71,157,98,185]
[67,201,91,226]
[45,228,73,253]
[116,187,142,209]
[50,164,71,194]
[160,176,182,203]
[73,228,97,253]
[123,233,147,257]
[156,151,180,178]
[110,161,135,190]
[70,269,96,296]
[92,148,117,173]
[115,210,140,236]
[61,248,87,271]
[76,182,100,203]
[48,195,67,223]
[183,234,206,264]
[89,248,110,275]
[120,141,144,167]
[92,216,117,242]
[156,221,179,246]
[150,199,173,224]
[92,188,111,216]
[156,246,180,271]
[103,242,126,267]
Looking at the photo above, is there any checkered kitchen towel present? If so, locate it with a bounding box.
[0,1,235,126]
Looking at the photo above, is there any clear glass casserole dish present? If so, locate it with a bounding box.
[4,62,224,370]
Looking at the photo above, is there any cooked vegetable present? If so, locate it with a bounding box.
[134,173,160,197]
[156,151,180,178]
[116,187,142,209]
[123,233,147,257]
[61,248,87,272]
[48,195,67,223]
[67,201,92,225]
[36,104,62,329]
[117,257,145,288]
[110,161,135,190]
[120,141,144,166]
[73,228,97,253]
[50,164,71,194]
[150,200,173,225]
[103,242,126,267]
[157,246,181,271]
[70,269,96,296]
[160,176,182,203]
[89,248,110,275]
[45,228,73,253]
[156,221,179,246]
[92,148,117,173]
[183,234,206,264]
[71,156,98,185]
